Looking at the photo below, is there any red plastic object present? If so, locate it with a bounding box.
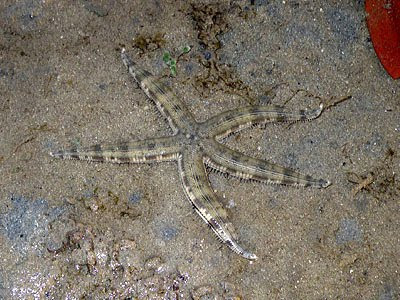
[365,0,400,79]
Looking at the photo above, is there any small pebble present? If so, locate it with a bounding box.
[129,191,142,204]
[144,256,164,272]
[204,51,212,60]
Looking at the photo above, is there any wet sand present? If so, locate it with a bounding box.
[0,1,399,298]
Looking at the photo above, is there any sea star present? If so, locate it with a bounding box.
[51,48,330,260]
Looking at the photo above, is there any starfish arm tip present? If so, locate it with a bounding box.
[318,103,325,116]
[304,103,324,120]
[49,150,64,159]
[320,179,331,188]
[229,239,258,260]
[246,252,258,260]
[314,103,324,118]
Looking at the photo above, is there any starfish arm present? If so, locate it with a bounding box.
[50,135,182,163]
[203,104,324,140]
[205,140,330,188]
[178,150,257,260]
[121,49,196,134]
